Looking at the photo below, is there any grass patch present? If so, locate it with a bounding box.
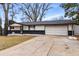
[0,35,34,51]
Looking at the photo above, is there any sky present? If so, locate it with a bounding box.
[0,3,65,28]
[13,3,65,22]
[43,3,65,21]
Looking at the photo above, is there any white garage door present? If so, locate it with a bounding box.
[45,25,67,35]
[74,25,79,35]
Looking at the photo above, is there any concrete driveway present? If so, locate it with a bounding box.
[0,35,79,56]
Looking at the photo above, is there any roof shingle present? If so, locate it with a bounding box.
[20,20,76,25]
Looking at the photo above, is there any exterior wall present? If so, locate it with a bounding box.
[11,26,21,30]
[35,25,45,30]
[30,26,35,30]
[74,25,79,35]
[68,25,72,31]
[45,25,68,35]
[9,23,21,30]
[23,26,28,30]
[14,26,20,30]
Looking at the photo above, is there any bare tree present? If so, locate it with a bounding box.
[10,4,15,21]
[9,4,19,21]
[0,3,52,35]
[0,3,18,35]
[0,3,10,35]
[20,3,52,22]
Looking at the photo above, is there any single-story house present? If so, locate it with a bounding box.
[8,20,79,36]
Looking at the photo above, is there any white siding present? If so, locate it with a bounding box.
[45,25,67,35]
[68,25,72,31]
[9,23,21,30]
[30,26,35,30]
[15,27,20,30]
[23,26,28,30]
[74,25,79,35]
[35,25,44,30]
[14,26,20,30]
[10,26,20,30]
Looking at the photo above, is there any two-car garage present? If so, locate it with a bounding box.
[45,25,68,35]
[33,25,68,35]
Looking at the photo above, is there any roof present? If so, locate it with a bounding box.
[9,20,76,26]
[10,23,22,26]
[20,20,76,25]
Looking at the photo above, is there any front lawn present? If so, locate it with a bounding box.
[0,35,34,50]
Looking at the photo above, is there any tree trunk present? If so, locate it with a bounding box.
[4,10,8,36]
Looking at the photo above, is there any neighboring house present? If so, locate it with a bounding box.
[8,20,79,36]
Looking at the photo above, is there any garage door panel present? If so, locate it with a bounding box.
[45,26,67,35]
[46,31,67,35]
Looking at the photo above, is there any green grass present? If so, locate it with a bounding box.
[0,35,34,50]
